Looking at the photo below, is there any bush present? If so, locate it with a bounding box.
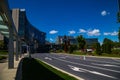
[0,50,8,55]
[0,56,7,60]
[95,43,101,55]
[56,49,64,53]
[102,43,112,54]
[69,45,77,53]
[112,49,120,55]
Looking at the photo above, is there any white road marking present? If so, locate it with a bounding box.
[37,58,84,80]
[59,57,66,59]
[44,57,52,60]
[50,56,120,73]
[88,59,120,65]
[112,59,120,63]
[53,54,120,65]
[68,65,85,72]
[92,63,120,67]
[68,65,118,79]
[83,56,86,60]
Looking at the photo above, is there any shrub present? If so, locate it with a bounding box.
[112,49,120,55]
[69,45,77,53]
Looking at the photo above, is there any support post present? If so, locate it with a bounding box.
[16,37,19,61]
[8,27,14,69]
[19,41,22,58]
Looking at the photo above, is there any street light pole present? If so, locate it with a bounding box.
[34,40,37,53]
[8,26,14,69]
[118,0,120,11]
[117,0,120,22]
[15,37,19,61]
[29,33,34,58]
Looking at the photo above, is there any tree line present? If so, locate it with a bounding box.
[63,28,120,55]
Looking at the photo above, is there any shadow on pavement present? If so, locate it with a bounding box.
[15,58,23,80]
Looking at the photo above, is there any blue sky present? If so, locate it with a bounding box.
[8,0,119,43]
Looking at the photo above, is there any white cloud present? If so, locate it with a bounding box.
[78,28,101,36]
[50,38,54,41]
[68,30,76,34]
[79,29,86,33]
[87,29,101,36]
[101,10,110,16]
[49,30,58,34]
[20,9,25,11]
[104,32,110,35]
[104,31,118,36]
[111,31,118,36]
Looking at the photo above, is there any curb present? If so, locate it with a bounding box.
[36,58,84,80]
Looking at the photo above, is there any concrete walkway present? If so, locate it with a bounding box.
[0,57,22,80]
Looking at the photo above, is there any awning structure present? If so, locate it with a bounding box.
[0,0,17,39]
[0,0,19,68]
[0,12,9,38]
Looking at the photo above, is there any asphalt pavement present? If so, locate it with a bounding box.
[32,53,120,80]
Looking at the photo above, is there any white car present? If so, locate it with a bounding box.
[86,49,93,52]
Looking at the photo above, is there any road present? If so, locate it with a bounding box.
[32,53,120,80]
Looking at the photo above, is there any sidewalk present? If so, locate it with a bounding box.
[0,57,22,80]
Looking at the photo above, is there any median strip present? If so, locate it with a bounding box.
[36,58,84,80]
[22,57,82,80]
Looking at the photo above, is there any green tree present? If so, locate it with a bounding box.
[113,41,120,48]
[63,35,69,52]
[69,45,77,53]
[118,27,120,42]
[0,40,4,50]
[95,42,101,55]
[76,35,86,50]
[102,38,112,54]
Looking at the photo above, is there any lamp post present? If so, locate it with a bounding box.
[34,40,37,53]
[29,33,34,58]
[8,26,14,68]
[118,0,120,22]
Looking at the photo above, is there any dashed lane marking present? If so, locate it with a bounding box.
[92,63,120,67]
[50,56,120,73]
[44,57,52,60]
[68,65,118,79]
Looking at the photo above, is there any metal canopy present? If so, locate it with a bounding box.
[0,13,9,38]
[0,0,19,69]
[0,0,17,39]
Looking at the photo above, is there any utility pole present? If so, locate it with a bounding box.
[117,0,120,42]
[117,0,120,22]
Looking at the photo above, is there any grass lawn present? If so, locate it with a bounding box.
[22,58,78,80]
[0,50,8,55]
[0,55,7,60]
[0,51,8,60]
[68,50,120,58]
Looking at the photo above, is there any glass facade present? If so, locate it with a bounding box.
[12,9,46,52]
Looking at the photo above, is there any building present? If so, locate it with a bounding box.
[56,36,77,45]
[85,38,98,49]
[1,8,46,52]
[12,8,46,44]
[12,9,46,52]
[0,8,46,52]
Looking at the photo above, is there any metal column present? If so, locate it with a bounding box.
[16,37,19,61]
[8,27,14,69]
[19,41,22,58]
